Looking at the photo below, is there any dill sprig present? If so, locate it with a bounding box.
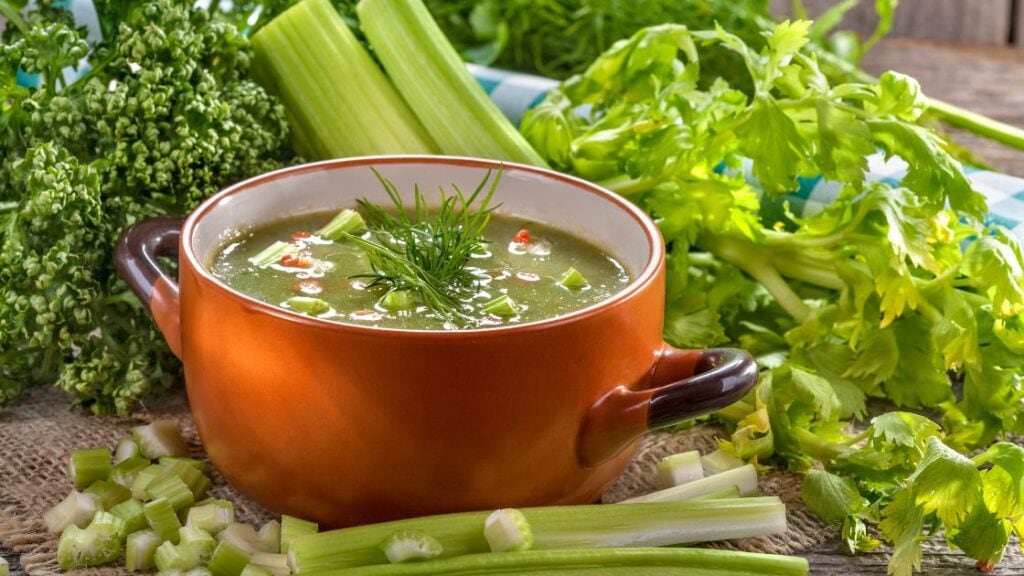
[348,166,502,322]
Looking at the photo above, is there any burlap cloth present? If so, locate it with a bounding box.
[0,385,831,575]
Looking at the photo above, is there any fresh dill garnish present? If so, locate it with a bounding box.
[347,166,502,322]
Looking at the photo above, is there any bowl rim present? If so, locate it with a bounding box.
[181,155,664,338]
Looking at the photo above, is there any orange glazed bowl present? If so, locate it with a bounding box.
[115,156,757,528]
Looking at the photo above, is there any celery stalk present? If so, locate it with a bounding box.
[379,531,443,564]
[701,450,747,476]
[251,0,437,159]
[259,521,282,554]
[289,498,787,572]
[187,501,235,535]
[694,486,742,500]
[69,448,112,489]
[317,210,366,241]
[44,491,101,533]
[147,474,196,511]
[144,498,183,543]
[57,511,125,570]
[210,541,252,576]
[281,516,318,554]
[249,241,300,269]
[480,295,519,317]
[299,547,808,576]
[249,552,291,576]
[111,457,150,489]
[483,509,532,552]
[114,438,141,465]
[356,0,546,165]
[181,525,218,562]
[159,460,212,499]
[655,451,704,489]
[110,499,148,535]
[219,523,269,555]
[133,420,189,459]
[241,565,273,576]
[558,267,589,290]
[130,464,165,500]
[285,297,331,316]
[160,457,211,475]
[623,464,759,503]
[155,541,202,572]
[84,480,132,510]
[126,530,163,572]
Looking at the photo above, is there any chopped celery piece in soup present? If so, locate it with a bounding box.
[210,212,630,330]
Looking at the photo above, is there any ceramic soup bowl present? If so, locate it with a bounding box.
[116,156,758,527]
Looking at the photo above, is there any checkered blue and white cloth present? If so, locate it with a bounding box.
[469,65,1024,239]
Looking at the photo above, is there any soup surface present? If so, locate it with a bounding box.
[210,211,631,330]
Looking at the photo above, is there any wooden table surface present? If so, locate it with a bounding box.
[3,37,1024,576]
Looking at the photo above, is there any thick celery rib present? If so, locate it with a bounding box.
[356,0,546,165]
[300,548,808,576]
[289,498,787,573]
[251,0,437,159]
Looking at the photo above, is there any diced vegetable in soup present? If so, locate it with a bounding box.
[211,212,630,330]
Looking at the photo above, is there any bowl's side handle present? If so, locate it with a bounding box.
[577,345,758,467]
[115,217,184,359]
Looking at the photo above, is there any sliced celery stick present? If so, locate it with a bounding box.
[219,523,268,555]
[249,241,300,268]
[209,541,252,576]
[623,464,759,504]
[126,530,163,572]
[114,438,141,465]
[148,474,195,511]
[160,457,211,475]
[701,449,747,476]
[187,501,235,535]
[145,498,183,543]
[160,460,212,499]
[111,457,151,489]
[694,486,742,500]
[131,464,165,500]
[558,267,589,289]
[258,521,281,554]
[379,531,443,564]
[69,448,112,489]
[249,552,290,576]
[656,451,704,489]
[84,480,132,510]
[110,499,147,535]
[289,498,787,572]
[484,509,533,553]
[180,525,218,562]
[44,491,101,533]
[301,547,809,576]
[285,296,331,316]
[250,0,438,159]
[155,540,202,572]
[379,290,414,311]
[281,515,318,554]
[57,511,125,570]
[317,209,366,241]
[481,295,519,317]
[240,565,273,576]
[133,420,189,459]
[357,0,545,165]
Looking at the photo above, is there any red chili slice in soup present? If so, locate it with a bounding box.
[513,229,531,243]
[279,253,312,268]
[292,231,312,241]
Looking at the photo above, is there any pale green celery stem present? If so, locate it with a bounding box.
[289,498,787,572]
[694,486,743,499]
[598,174,668,197]
[357,0,546,165]
[251,0,437,158]
[301,547,808,576]
[714,399,755,424]
[622,465,759,503]
[702,450,748,476]
[793,428,852,463]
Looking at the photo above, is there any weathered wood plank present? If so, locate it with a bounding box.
[773,0,1013,45]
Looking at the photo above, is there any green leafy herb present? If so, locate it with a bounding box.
[348,168,501,323]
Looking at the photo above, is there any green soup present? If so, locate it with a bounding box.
[210,212,631,330]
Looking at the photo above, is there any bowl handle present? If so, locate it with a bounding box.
[577,344,758,467]
[115,218,184,358]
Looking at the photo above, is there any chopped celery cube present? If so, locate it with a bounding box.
[248,241,299,268]
[623,464,760,503]
[114,438,141,465]
[148,474,195,511]
[110,499,148,535]
[701,449,747,475]
[483,509,533,552]
[155,540,201,572]
[186,568,214,576]
[481,295,519,317]
[258,521,281,554]
[131,464,166,500]
[248,552,289,576]
[280,515,318,554]
[159,460,212,500]
[558,267,589,289]
[209,541,251,576]
[111,457,151,489]
[218,523,267,555]
[160,457,210,474]
[69,448,112,489]
[187,501,235,535]
[180,525,217,562]
[656,451,705,489]
[379,530,443,563]
[284,296,330,316]
[317,209,367,241]
[133,420,189,459]
[44,491,101,533]
[125,528,163,569]
[84,480,132,510]
[380,290,415,311]
[144,498,183,543]
[56,511,125,570]
[240,565,272,576]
